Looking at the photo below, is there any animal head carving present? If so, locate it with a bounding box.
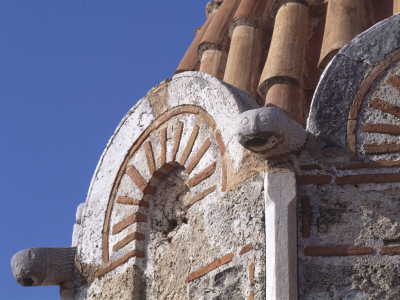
[11,247,76,287]
[234,107,307,159]
[11,248,47,286]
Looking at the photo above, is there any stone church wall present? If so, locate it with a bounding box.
[297,14,400,299]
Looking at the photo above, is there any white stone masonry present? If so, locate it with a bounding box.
[264,170,297,300]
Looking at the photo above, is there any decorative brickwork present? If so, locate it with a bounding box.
[187,253,234,282]
[186,138,212,175]
[112,213,147,235]
[97,104,231,282]
[113,232,145,252]
[95,250,145,278]
[239,243,253,255]
[370,98,400,118]
[179,125,199,165]
[335,173,400,185]
[187,162,217,188]
[304,246,374,256]
[116,196,149,208]
[380,246,400,256]
[297,175,332,185]
[248,262,255,283]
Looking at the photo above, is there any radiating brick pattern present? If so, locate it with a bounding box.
[98,106,229,279]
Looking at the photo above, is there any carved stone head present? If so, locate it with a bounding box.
[11,247,76,286]
[11,248,47,287]
[234,107,307,159]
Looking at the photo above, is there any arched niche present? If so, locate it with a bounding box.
[75,72,266,299]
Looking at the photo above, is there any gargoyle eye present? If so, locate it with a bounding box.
[241,117,249,125]
[259,115,267,123]
[27,249,35,260]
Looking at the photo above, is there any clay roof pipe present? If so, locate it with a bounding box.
[198,0,241,59]
[231,0,274,30]
[175,11,216,74]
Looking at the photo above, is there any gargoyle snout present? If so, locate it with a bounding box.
[234,107,307,159]
[239,115,259,135]
[11,247,76,287]
[11,248,47,287]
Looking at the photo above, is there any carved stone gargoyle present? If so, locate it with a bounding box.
[234,107,307,159]
[11,247,76,287]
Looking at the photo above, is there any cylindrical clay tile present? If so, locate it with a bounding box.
[233,0,272,27]
[198,0,240,78]
[175,12,216,74]
[223,0,271,102]
[224,25,259,92]
[395,0,400,14]
[266,84,304,126]
[318,0,363,69]
[258,2,309,97]
[199,49,227,80]
[200,0,241,47]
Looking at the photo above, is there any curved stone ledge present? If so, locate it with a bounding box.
[308,14,400,147]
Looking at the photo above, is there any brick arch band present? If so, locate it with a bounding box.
[97,105,227,276]
[347,47,400,161]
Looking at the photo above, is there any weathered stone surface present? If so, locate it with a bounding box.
[340,14,400,67]
[308,13,400,149]
[307,55,369,147]
[72,203,85,247]
[79,265,142,300]
[188,265,244,299]
[351,264,400,299]
[343,290,367,300]
[299,21,400,292]
[297,180,400,298]
[143,175,265,299]
[77,98,155,267]
[298,262,356,299]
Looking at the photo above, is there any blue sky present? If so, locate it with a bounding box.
[0,1,207,299]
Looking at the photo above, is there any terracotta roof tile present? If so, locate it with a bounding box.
[233,0,273,27]
[175,0,394,124]
[175,12,216,74]
[200,0,241,51]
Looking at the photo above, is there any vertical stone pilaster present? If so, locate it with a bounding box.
[264,170,297,300]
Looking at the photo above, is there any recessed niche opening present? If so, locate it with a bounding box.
[147,164,190,243]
